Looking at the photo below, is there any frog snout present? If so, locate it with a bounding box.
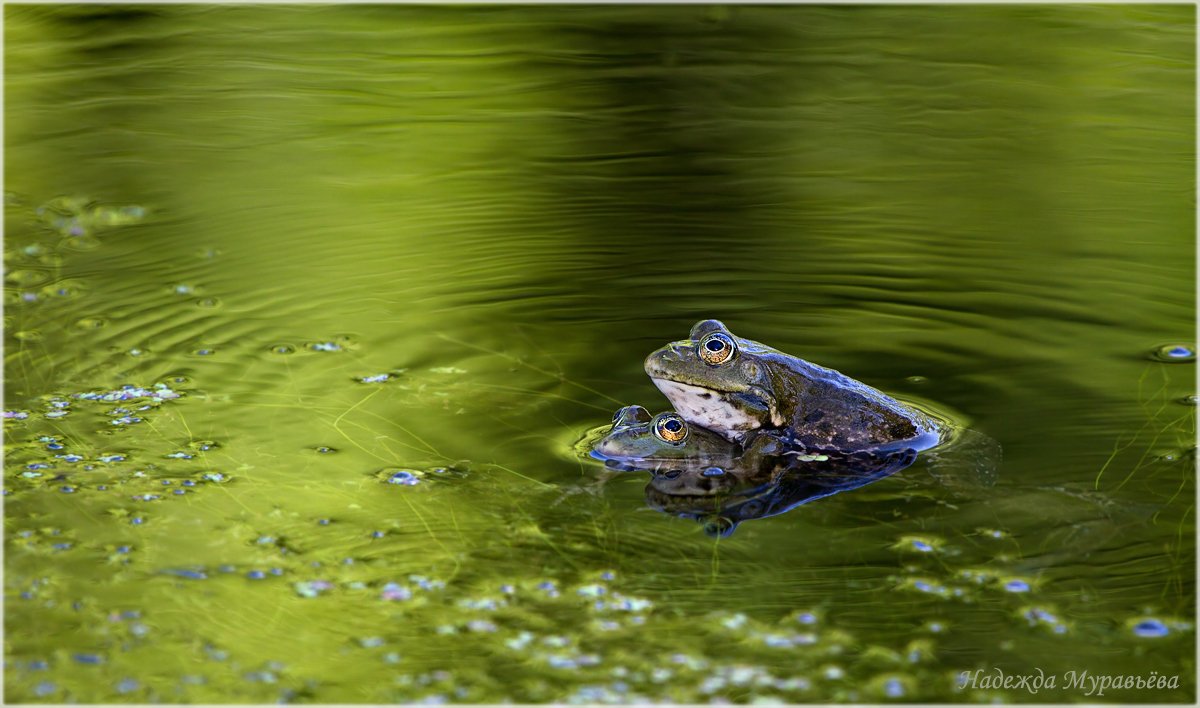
[644,344,688,376]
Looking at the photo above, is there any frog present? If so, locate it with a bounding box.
[644,319,941,452]
[590,404,746,472]
[590,403,871,473]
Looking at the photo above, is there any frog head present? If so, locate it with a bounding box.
[643,319,784,442]
[591,404,736,463]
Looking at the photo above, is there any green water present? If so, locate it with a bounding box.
[4,4,1195,703]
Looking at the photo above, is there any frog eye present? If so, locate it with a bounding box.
[653,413,689,444]
[698,332,737,365]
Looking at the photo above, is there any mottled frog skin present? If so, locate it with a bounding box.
[644,319,939,452]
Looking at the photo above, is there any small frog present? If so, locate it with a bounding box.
[644,319,940,452]
[590,404,744,471]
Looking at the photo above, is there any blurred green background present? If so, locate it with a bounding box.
[5,4,1195,703]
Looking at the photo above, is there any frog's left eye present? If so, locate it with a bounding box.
[653,413,689,444]
[698,332,737,365]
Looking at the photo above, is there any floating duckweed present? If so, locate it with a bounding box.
[429,366,467,374]
[33,681,57,697]
[459,597,505,611]
[901,577,951,597]
[244,670,278,684]
[73,653,104,665]
[957,568,997,585]
[409,575,445,590]
[76,383,181,403]
[91,203,147,226]
[698,675,727,694]
[380,468,422,486]
[196,298,221,308]
[1020,606,1069,635]
[269,344,296,355]
[775,677,812,692]
[1149,343,1196,362]
[380,583,412,601]
[1001,578,1032,593]
[721,613,749,630]
[881,676,908,698]
[977,527,1008,539]
[505,631,535,651]
[599,596,653,613]
[359,637,386,648]
[1156,448,1193,463]
[466,620,498,633]
[1130,618,1171,638]
[894,535,942,553]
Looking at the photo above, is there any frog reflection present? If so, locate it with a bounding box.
[644,448,916,537]
[591,405,916,536]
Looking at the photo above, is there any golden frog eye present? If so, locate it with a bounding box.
[653,414,689,444]
[698,332,736,365]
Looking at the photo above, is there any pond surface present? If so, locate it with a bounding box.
[4,5,1195,703]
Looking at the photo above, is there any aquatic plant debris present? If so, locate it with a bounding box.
[74,383,182,403]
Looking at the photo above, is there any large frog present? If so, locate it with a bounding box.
[644,319,940,452]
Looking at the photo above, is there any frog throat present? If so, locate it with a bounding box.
[650,378,778,441]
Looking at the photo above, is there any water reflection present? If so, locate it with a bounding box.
[644,448,918,537]
[588,404,922,536]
